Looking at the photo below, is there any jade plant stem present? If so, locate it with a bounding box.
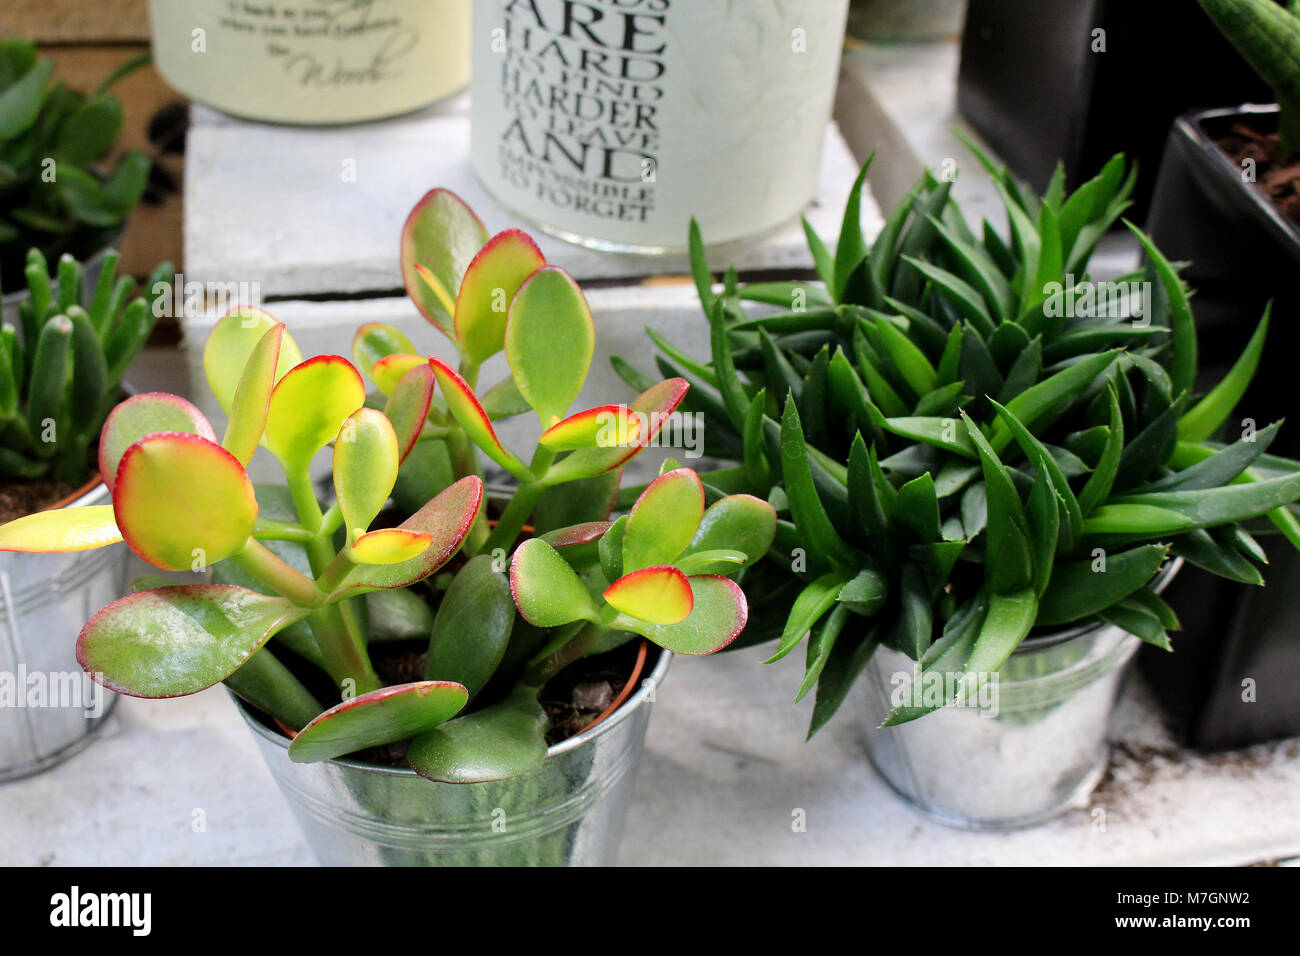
[479,446,556,557]
[523,603,620,687]
[285,468,382,695]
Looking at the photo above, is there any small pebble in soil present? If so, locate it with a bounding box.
[571,681,614,713]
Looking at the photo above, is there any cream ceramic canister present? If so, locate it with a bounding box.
[470,0,850,252]
[148,0,470,124]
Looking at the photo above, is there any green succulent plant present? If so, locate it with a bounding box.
[1199,0,1300,154]
[0,40,150,281]
[0,191,775,784]
[629,147,1300,737]
[0,245,172,482]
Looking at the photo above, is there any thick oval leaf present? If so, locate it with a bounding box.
[543,378,689,484]
[352,322,416,379]
[505,266,594,425]
[538,404,643,451]
[622,467,704,573]
[370,353,427,396]
[287,680,468,763]
[222,323,285,465]
[539,521,612,551]
[366,588,436,642]
[114,433,258,571]
[604,565,693,624]
[401,188,489,335]
[427,554,515,699]
[351,528,433,565]
[408,687,548,784]
[333,407,399,538]
[264,355,365,476]
[683,493,777,570]
[203,308,302,414]
[99,392,216,490]
[614,574,747,655]
[77,585,306,697]
[1036,544,1168,627]
[428,357,527,476]
[454,228,546,363]
[0,505,122,553]
[329,475,482,598]
[509,537,596,627]
[384,363,435,463]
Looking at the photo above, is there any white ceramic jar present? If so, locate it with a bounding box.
[148,0,470,124]
[470,0,849,252]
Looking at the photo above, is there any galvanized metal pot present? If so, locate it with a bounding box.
[860,564,1179,829]
[0,480,126,781]
[239,648,670,865]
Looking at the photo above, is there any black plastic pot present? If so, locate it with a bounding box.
[956,0,1267,220]
[1141,104,1300,751]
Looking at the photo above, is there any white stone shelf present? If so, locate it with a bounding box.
[185,101,879,296]
[2,640,1297,867]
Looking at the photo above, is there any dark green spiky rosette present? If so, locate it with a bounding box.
[0,246,172,481]
[0,40,150,279]
[627,146,1300,737]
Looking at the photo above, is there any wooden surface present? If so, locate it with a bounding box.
[4,0,150,43]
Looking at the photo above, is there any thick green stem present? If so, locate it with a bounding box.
[287,470,325,534]
[480,446,558,556]
[306,603,381,696]
[231,539,322,607]
[522,612,615,686]
[224,647,323,730]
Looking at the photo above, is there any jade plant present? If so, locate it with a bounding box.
[0,245,172,481]
[1199,0,1300,155]
[0,189,774,783]
[631,148,1300,736]
[0,40,150,280]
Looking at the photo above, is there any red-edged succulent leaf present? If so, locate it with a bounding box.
[505,266,594,425]
[384,363,436,464]
[622,467,704,573]
[683,494,778,570]
[613,575,748,655]
[408,686,548,783]
[543,378,689,483]
[428,356,527,476]
[99,392,216,490]
[77,585,308,697]
[539,521,612,551]
[329,475,482,598]
[370,353,427,396]
[288,680,469,763]
[222,322,285,465]
[333,407,399,539]
[264,355,366,476]
[352,322,416,379]
[454,228,546,364]
[401,188,489,335]
[538,404,643,452]
[203,307,302,414]
[113,432,258,571]
[351,528,433,565]
[0,506,122,553]
[603,565,693,625]
[509,537,596,627]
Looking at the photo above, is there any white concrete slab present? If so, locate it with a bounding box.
[184,109,879,296]
[3,643,1297,867]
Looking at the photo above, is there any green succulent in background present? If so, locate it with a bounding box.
[1198,0,1300,155]
[0,246,173,481]
[625,146,1300,737]
[0,40,150,281]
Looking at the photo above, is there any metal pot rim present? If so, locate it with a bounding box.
[1014,558,1183,654]
[237,644,672,778]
